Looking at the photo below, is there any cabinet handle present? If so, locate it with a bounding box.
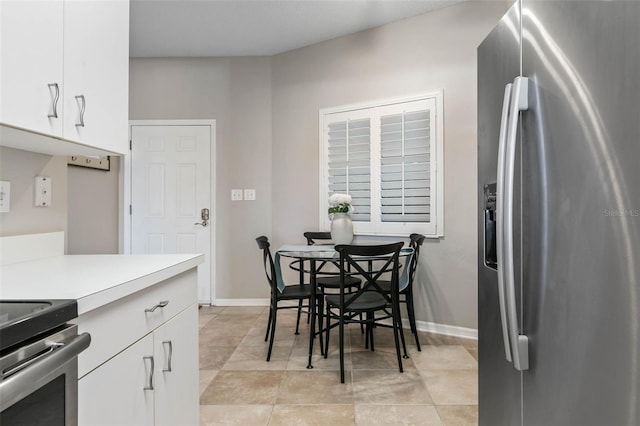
[143,356,154,390]
[145,300,169,313]
[48,83,59,118]
[75,95,85,127]
[162,341,173,372]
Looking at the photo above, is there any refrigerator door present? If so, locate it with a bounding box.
[477,4,523,425]
[521,2,640,425]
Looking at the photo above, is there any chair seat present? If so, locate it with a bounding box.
[374,280,407,294]
[279,284,312,300]
[325,291,388,312]
[317,276,361,289]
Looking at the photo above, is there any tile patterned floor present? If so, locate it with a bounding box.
[199,306,478,426]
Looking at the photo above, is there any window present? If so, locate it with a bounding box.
[319,92,443,237]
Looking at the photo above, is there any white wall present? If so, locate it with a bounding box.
[0,147,68,245]
[270,2,508,329]
[128,57,273,300]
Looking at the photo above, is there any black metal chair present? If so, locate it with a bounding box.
[256,236,313,361]
[323,242,405,383]
[375,233,426,351]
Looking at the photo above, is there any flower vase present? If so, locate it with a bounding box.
[331,213,354,245]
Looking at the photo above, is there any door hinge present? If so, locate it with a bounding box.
[129,140,132,150]
[129,204,132,215]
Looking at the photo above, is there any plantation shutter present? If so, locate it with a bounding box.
[327,117,371,221]
[379,108,432,223]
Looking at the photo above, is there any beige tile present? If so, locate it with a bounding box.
[350,346,416,371]
[200,404,272,426]
[354,404,442,425]
[199,305,226,315]
[269,404,355,426]
[217,306,268,316]
[210,313,262,327]
[436,405,478,425]
[200,333,246,348]
[277,370,354,404]
[352,370,433,405]
[410,346,477,371]
[200,344,237,370]
[200,321,256,339]
[422,371,478,405]
[200,371,284,405]
[418,333,475,346]
[199,314,216,328]
[464,346,478,361]
[223,344,292,370]
[200,370,219,396]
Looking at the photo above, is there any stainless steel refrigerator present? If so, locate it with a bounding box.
[477,1,640,425]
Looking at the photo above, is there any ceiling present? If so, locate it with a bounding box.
[130,0,466,57]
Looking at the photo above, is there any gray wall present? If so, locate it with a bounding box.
[0,147,68,245]
[129,57,273,300]
[128,2,508,329]
[271,2,508,329]
[67,157,120,254]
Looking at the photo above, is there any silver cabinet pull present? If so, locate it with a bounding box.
[143,356,154,390]
[162,341,173,372]
[144,300,169,313]
[75,95,85,127]
[48,83,59,118]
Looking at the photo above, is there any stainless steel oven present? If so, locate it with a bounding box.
[0,301,90,426]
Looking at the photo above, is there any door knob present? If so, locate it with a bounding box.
[195,208,210,227]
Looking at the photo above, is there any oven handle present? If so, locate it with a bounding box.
[0,333,91,402]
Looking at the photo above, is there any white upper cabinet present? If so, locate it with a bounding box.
[63,0,129,154]
[0,0,64,137]
[0,0,129,155]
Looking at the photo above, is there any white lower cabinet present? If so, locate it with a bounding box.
[79,305,199,425]
[79,334,154,426]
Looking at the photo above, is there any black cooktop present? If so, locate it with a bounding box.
[0,300,77,352]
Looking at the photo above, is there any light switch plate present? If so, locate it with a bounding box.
[35,176,52,207]
[0,181,10,213]
[244,189,256,201]
[231,189,243,201]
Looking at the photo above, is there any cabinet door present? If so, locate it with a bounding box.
[0,0,63,136]
[154,305,199,426]
[79,333,154,426]
[63,0,129,154]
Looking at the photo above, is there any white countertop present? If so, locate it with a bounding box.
[0,254,204,315]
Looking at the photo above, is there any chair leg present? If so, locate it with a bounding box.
[295,299,303,335]
[367,312,375,352]
[267,307,278,362]
[324,304,331,359]
[339,311,345,384]
[390,308,404,373]
[396,310,409,359]
[406,291,421,351]
[317,296,325,356]
[265,306,273,342]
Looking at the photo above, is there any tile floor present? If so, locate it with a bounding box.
[199,306,478,426]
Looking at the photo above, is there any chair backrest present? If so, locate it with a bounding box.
[335,242,404,308]
[256,236,278,295]
[303,231,332,245]
[407,233,426,289]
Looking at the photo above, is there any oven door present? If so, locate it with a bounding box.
[0,325,91,426]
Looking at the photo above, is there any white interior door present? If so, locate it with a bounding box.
[131,124,213,303]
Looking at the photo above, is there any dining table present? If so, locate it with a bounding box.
[274,244,414,369]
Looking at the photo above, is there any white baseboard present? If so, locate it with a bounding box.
[208,298,477,340]
[213,298,269,306]
[414,319,477,340]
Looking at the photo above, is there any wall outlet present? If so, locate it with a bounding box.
[0,181,11,213]
[231,189,243,201]
[35,176,52,207]
[244,189,256,201]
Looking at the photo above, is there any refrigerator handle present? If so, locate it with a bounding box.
[504,76,530,371]
[496,82,513,363]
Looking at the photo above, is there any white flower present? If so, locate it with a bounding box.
[328,193,352,206]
